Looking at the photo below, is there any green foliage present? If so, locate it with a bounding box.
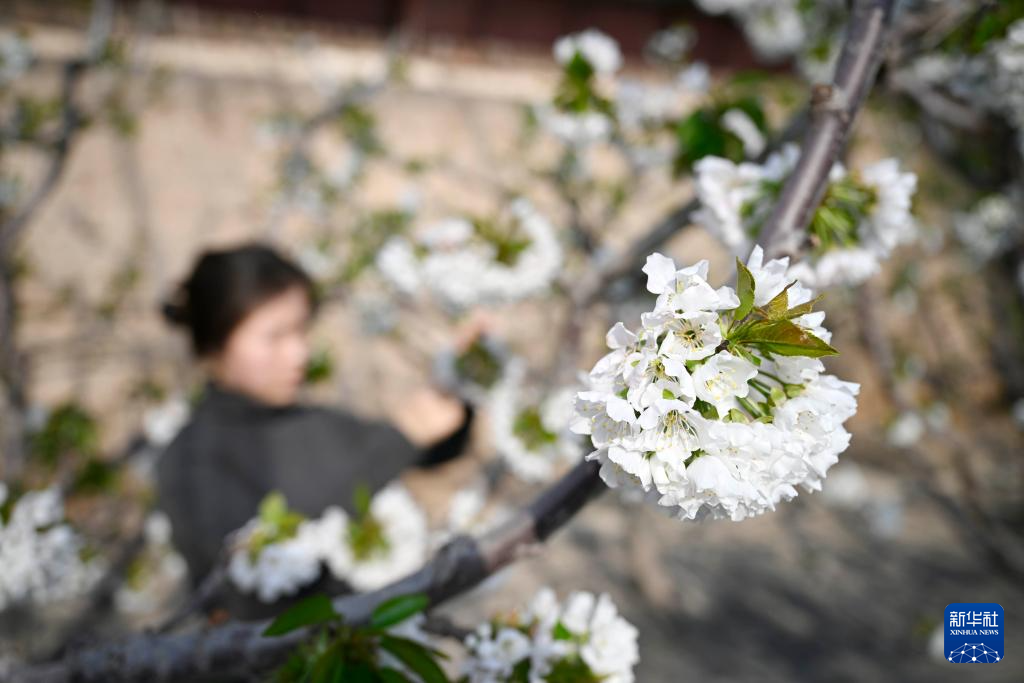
[71,457,120,494]
[544,657,602,683]
[341,210,412,283]
[265,595,341,637]
[13,96,62,139]
[940,0,1024,54]
[808,174,876,254]
[512,405,559,452]
[370,595,431,631]
[553,53,613,117]
[673,97,768,175]
[247,492,306,561]
[30,401,99,467]
[472,216,532,267]
[732,257,756,321]
[267,593,443,683]
[337,103,384,157]
[379,636,448,683]
[347,485,390,562]
[725,282,837,359]
[454,338,503,389]
[305,349,335,385]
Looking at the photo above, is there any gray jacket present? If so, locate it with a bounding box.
[155,380,471,618]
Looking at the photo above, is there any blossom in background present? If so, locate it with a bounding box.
[226,484,430,601]
[993,19,1024,157]
[554,29,622,75]
[227,493,323,603]
[694,144,918,288]
[886,411,925,449]
[572,248,859,522]
[142,395,191,448]
[536,30,622,148]
[0,30,31,86]
[376,200,562,311]
[0,485,104,612]
[462,588,639,683]
[489,360,583,483]
[692,0,847,75]
[433,335,511,406]
[295,242,339,282]
[115,512,188,617]
[317,483,429,592]
[954,191,1021,263]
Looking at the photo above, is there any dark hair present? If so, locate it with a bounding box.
[162,242,318,357]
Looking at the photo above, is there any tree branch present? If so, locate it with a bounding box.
[758,0,897,260]
[12,461,606,683]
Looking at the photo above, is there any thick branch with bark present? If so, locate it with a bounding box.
[14,461,606,683]
[11,2,900,680]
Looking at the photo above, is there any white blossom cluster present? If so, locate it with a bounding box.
[433,335,511,406]
[898,18,1024,160]
[0,485,104,611]
[312,483,429,592]
[554,29,623,76]
[227,484,428,602]
[142,395,191,448]
[114,512,188,616]
[489,360,583,483]
[571,248,860,522]
[692,0,846,77]
[694,144,918,288]
[694,0,805,60]
[954,191,1021,263]
[0,30,31,86]
[376,200,562,311]
[992,20,1024,157]
[534,29,622,147]
[462,588,639,683]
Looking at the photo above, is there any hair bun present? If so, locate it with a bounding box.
[161,287,191,327]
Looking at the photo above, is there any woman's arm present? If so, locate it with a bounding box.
[416,399,474,468]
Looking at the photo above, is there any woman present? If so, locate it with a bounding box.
[156,242,473,614]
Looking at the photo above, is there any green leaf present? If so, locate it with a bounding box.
[673,109,732,174]
[353,485,373,517]
[761,282,794,320]
[730,343,762,367]
[371,594,430,630]
[263,594,340,637]
[259,492,289,525]
[779,295,823,320]
[338,662,376,683]
[379,668,412,683]
[552,621,574,641]
[741,319,838,358]
[733,258,756,321]
[379,636,449,683]
[692,399,719,420]
[309,646,346,683]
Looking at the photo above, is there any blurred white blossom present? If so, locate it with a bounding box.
[462,588,639,683]
[0,486,104,611]
[489,360,583,483]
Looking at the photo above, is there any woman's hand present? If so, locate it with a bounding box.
[390,387,467,448]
